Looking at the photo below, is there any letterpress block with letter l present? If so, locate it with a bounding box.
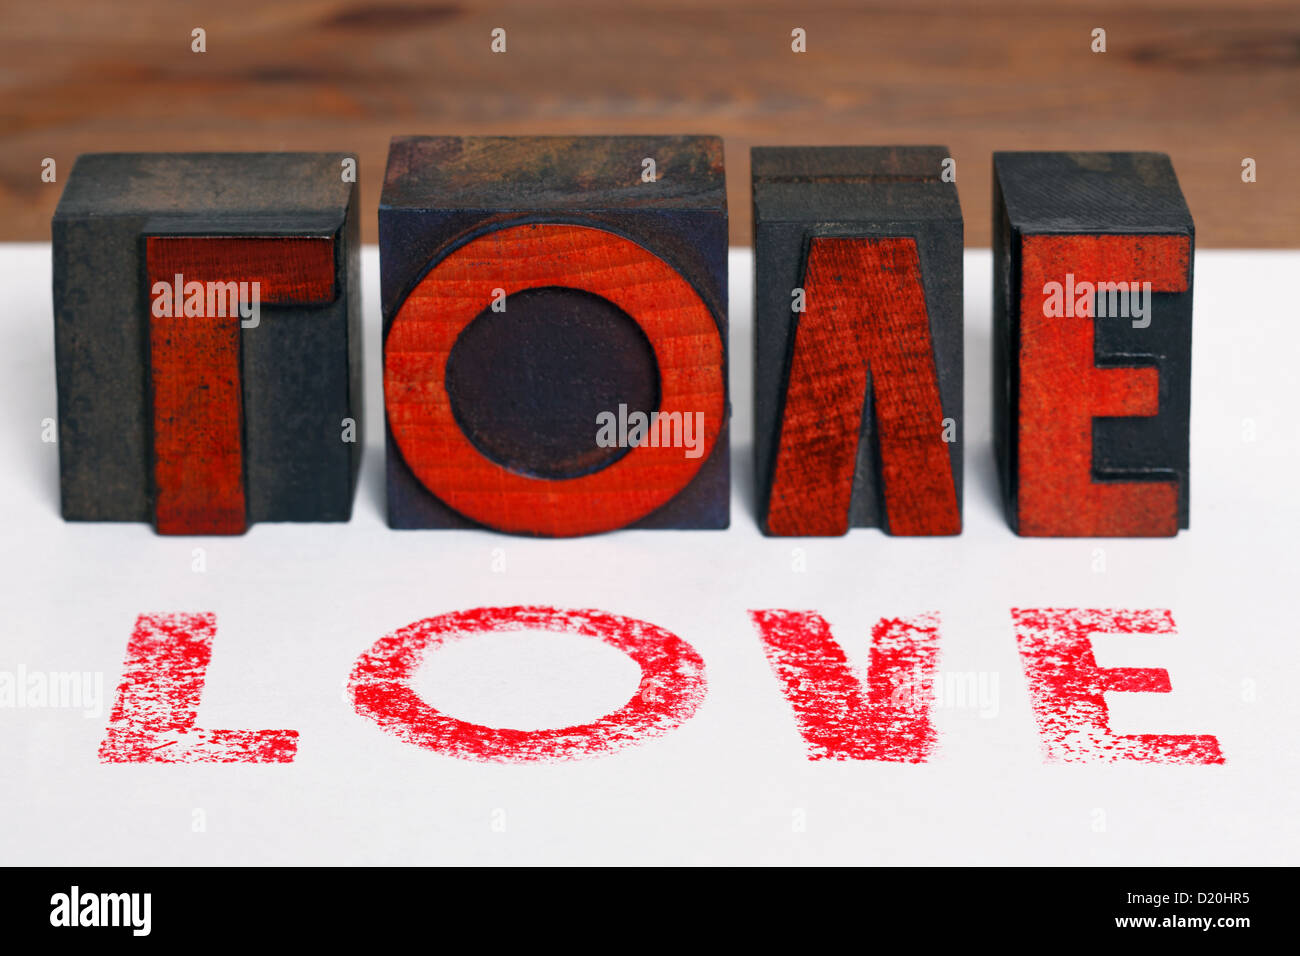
[752,146,963,537]
[992,152,1193,537]
[52,153,362,535]
[379,135,729,536]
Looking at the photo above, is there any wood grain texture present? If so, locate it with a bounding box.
[1016,234,1188,536]
[146,235,338,535]
[766,237,960,536]
[6,0,1298,246]
[52,153,361,529]
[384,221,725,537]
[379,133,729,533]
[753,145,963,537]
[147,253,246,536]
[145,236,336,305]
[993,151,1194,537]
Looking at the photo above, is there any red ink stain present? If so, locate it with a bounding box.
[98,613,298,763]
[749,610,941,762]
[1011,608,1224,764]
[348,606,707,762]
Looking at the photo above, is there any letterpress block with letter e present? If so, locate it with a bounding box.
[379,135,729,536]
[52,153,362,535]
[752,146,963,537]
[992,151,1193,537]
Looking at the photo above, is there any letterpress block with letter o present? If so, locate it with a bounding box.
[379,135,729,536]
[992,152,1193,537]
[753,146,963,537]
[52,153,362,535]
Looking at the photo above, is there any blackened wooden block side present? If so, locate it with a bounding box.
[993,151,1193,537]
[342,178,364,514]
[991,165,1020,533]
[52,211,153,521]
[236,231,355,523]
[752,145,962,537]
[380,135,729,535]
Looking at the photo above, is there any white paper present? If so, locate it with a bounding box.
[2,245,1295,865]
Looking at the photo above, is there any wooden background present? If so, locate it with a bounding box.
[3,0,1297,246]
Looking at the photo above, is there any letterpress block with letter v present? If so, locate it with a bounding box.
[753,146,963,537]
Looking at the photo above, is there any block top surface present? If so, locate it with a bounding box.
[380,135,725,211]
[994,151,1193,234]
[54,153,355,221]
[752,145,950,181]
[751,145,960,224]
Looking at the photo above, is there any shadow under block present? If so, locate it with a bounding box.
[992,152,1193,537]
[752,146,963,537]
[379,135,729,536]
[52,153,362,535]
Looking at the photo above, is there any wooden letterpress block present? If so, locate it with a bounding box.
[52,153,362,534]
[380,135,729,536]
[752,146,963,537]
[992,152,1193,537]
